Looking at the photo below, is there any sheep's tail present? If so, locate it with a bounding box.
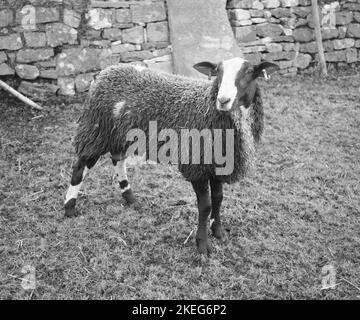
[251,85,264,144]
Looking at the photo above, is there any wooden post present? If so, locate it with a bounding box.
[0,79,43,111]
[312,0,327,77]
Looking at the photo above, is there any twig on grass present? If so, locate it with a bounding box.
[119,283,136,291]
[341,278,360,292]
[31,115,44,120]
[183,229,194,245]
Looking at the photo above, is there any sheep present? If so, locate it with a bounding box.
[64,57,279,256]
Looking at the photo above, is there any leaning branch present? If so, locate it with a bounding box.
[312,0,328,77]
[0,79,43,111]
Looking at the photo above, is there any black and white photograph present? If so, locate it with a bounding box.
[0,0,359,303]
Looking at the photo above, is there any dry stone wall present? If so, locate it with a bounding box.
[0,0,171,99]
[227,0,360,75]
[1,0,360,100]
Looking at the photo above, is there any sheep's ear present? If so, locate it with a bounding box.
[252,61,280,80]
[193,61,218,77]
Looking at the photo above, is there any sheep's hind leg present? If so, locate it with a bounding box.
[210,178,224,241]
[192,180,212,256]
[64,157,98,217]
[112,155,135,204]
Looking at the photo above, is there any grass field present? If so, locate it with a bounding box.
[1,72,359,300]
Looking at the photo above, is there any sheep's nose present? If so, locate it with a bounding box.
[217,97,231,106]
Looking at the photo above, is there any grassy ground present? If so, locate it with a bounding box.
[1,72,359,300]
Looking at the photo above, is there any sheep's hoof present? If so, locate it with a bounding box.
[211,223,225,241]
[64,199,77,217]
[122,189,136,205]
[196,238,212,256]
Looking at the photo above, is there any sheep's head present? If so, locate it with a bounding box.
[193,57,279,112]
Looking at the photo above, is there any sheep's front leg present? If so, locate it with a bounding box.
[64,157,98,217]
[210,178,224,240]
[191,180,212,256]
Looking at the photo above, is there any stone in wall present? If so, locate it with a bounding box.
[63,8,81,28]
[333,38,355,50]
[0,51,7,63]
[280,0,298,7]
[131,2,167,23]
[298,0,310,6]
[46,23,78,47]
[265,42,282,52]
[321,28,339,40]
[256,23,283,37]
[0,63,14,75]
[322,51,347,62]
[39,69,57,79]
[227,0,254,9]
[0,9,13,27]
[263,0,280,9]
[293,28,313,42]
[146,22,169,42]
[75,73,93,92]
[252,17,266,24]
[57,48,112,76]
[102,28,122,40]
[293,53,311,69]
[292,6,311,18]
[142,41,170,50]
[229,9,251,21]
[335,11,353,26]
[0,34,23,50]
[15,64,39,79]
[111,42,137,54]
[347,24,360,38]
[121,50,153,62]
[83,29,102,40]
[262,51,296,60]
[282,42,294,51]
[122,26,144,44]
[243,53,261,64]
[17,48,54,63]
[271,8,291,18]
[354,12,360,23]
[278,60,293,69]
[114,9,132,25]
[338,26,347,39]
[233,26,257,42]
[18,81,58,101]
[24,32,47,47]
[250,9,263,17]
[58,77,75,95]
[343,3,360,12]
[36,7,60,24]
[346,48,357,63]
[86,8,112,30]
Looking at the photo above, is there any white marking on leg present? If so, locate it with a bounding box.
[65,167,88,203]
[114,158,131,193]
[113,101,125,117]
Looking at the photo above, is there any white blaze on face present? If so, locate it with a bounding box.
[217,57,246,111]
